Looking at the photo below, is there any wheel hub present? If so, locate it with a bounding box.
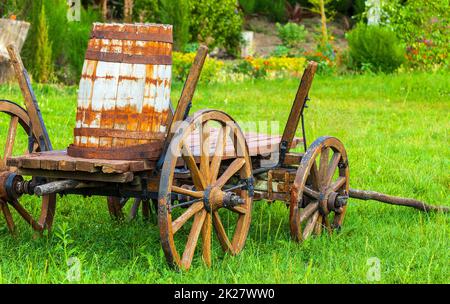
[203,186,244,212]
[0,171,33,201]
[320,190,348,214]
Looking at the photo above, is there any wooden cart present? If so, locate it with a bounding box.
[0,23,349,270]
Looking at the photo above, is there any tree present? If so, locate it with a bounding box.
[101,0,107,20]
[124,0,133,22]
[309,0,334,46]
[160,0,190,51]
[34,3,53,83]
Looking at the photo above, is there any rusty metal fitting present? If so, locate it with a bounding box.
[0,171,26,201]
[327,192,338,212]
[223,192,244,208]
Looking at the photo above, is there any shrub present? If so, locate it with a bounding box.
[61,7,101,84]
[304,42,337,75]
[21,0,101,84]
[159,0,190,51]
[34,3,53,83]
[190,0,243,56]
[243,56,307,78]
[276,22,308,49]
[172,51,224,83]
[255,0,287,22]
[133,0,160,22]
[382,0,449,70]
[271,45,291,57]
[239,0,256,14]
[346,24,405,73]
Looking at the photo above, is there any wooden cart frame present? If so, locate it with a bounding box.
[0,43,349,270]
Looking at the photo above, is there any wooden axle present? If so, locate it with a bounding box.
[34,180,104,196]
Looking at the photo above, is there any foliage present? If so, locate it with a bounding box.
[346,24,405,73]
[271,45,292,58]
[182,42,200,54]
[159,0,191,51]
[276,22,308,49]
[245,56,307,77]
[173,51,307,82]
[381,0,449,70]
[304,42,337,75]
[33,3,53,83]
[253,0,287,22]
[239,0,256,14]
[190,0,243,56]
[20,0,101,84]
[133,0,160,22]
[172,51,224,83]
[60,7,101,84]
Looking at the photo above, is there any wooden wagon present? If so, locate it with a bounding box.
[0,23,349,270]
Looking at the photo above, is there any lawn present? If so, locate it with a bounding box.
[0,72,449,283]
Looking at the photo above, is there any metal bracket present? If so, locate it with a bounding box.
[338,160,349,169]
[203,186,212,212]
[240,177,255,198]
[279,140,288,166]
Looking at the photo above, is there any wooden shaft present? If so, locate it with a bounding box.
[281,61,318,152]
[349,188,449,213]
[167,45,208,137]
[34,180,103,196]
[35,180,81,196]
[7,44,52,151]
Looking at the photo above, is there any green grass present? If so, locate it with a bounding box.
[0,72,449,283]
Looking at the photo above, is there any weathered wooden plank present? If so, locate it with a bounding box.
[17,169,134,183]
[7,150,153,173]
[281,61,318,152]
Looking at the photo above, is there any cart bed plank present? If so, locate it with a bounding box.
[7,132,302,174]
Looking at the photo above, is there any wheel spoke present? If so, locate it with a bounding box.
[324,216,333,235]
[299,201,319,223]
[212,211,234,254]
[228,205,247,215]
[318,148,330,190]
[214,158,245,188]
[172,202,203,234]
[10,199,43,231]
[209,126,226,184]
[201,212,212,267]
[313,214,323,236]
[1,200,15,233]
[309,161,320,190]
[181,209,207,270]
[330,176,346,192]
[324,152,341,188]
[303,186,320,199]
[333,206,347,228]
[200,121,210,183]
[171,185,204,199]
[302,210,319,240]
[181,143,206,190]
[1,116,19,170]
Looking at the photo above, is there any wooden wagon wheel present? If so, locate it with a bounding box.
[290,136,349,242]
[158,110,253,270]
[0,100,56,234]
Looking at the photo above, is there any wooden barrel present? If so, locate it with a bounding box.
[67,23,173,160]
[0,19,30,83]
